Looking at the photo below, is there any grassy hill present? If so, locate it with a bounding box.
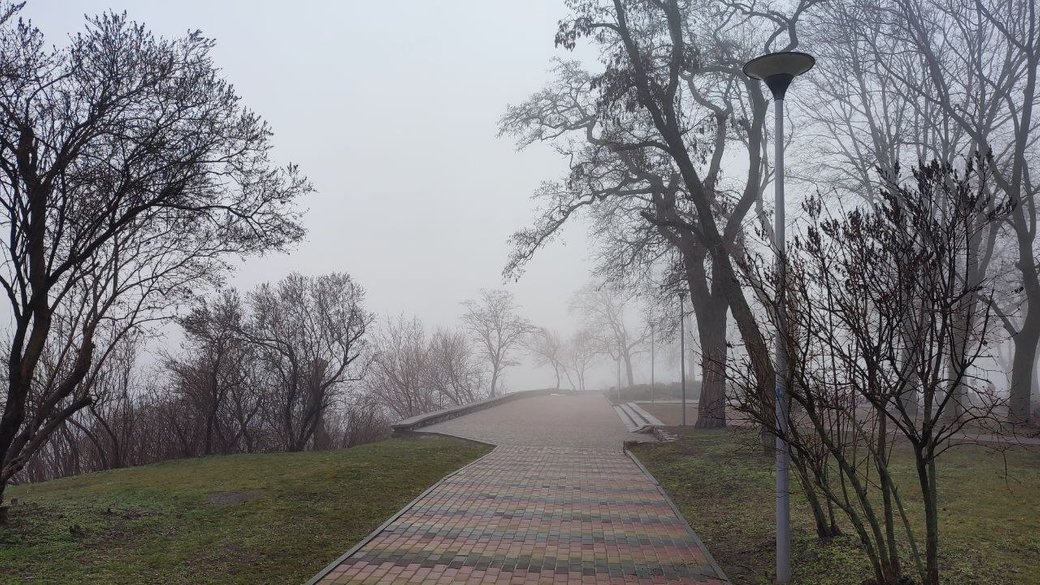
[0,436,491,584]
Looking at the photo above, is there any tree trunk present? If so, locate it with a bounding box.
[1010,306,1040,424]
[916,454,941,585]
[488,369,500,399]
[900,380,920,420]
[695,304,727,429]
[204,411,215,456]
[876,414,901,582]
[312,414,332,451]
[623,351,635,388]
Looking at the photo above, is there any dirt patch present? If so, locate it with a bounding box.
[205,490,263,505]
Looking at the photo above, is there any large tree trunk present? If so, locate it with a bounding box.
[649,151,774,435]
[685,250,728,429]
[0,379,31,515]
[695,303,728,429]
[1010,302,1040,424]
[622,351,635,387]
[311,414,332,451]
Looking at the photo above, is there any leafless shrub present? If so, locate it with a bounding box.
[730,157,1008,585]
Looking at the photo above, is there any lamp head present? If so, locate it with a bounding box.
[743,51,816,100]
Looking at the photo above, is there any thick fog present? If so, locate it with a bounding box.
[23,0,676,390]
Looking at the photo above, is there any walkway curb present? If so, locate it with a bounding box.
[624,447,731,583]
[391,389,577,435]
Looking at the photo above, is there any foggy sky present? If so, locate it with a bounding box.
[24,1,686,390]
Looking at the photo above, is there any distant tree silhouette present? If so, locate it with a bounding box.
[246,273,370,452]
[525,327,566,390]
[802,0,1040,423]
[461,289,532,398]
[570,284,648,390]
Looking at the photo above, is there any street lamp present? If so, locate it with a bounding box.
[743,50,815,585]
[679,292,687,427]
[616,353,622,402]
[650,323,656,406]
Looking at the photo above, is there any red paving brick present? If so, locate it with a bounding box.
[311,394,728,584]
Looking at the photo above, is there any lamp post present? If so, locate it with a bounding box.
[743,50,815,585]
[650,323,655,406]
[679,292,687,427]
[616,353,622,402]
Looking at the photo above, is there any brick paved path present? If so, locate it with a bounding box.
[311,393,728,584]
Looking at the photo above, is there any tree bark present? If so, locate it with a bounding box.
[916,454,940,585]
[1010,304,1040,423]
[694,305,728,429]
[684,244,728,428]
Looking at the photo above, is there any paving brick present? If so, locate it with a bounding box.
[313,394,727,584]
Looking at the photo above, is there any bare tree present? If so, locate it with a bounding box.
[461,289,531,397]
[75,331,145,471]
[0,8,308,518]
[502,0,821,433]
[367,315,439,419]
[731,157,1007,585]
[562,328,600,392]
[166,290,258,456]
[570,284,647,388]
[526,327,566,390]
[335,396,391,448]
[802,0,1040,423]
[247,273,370,452]
[426,328,486,406]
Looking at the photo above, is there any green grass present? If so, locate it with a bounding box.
[631,429,1040,585]
[0,436,491,584]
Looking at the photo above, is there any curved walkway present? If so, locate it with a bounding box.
[310,393,728,584]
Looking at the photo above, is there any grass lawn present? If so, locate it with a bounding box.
[0,436,491,584]
[631,428,1040,585]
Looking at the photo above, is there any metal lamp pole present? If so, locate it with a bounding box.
[650,323,655,406]
[616,355,622,402]
[679,292,686,427]
[743,51,816,585]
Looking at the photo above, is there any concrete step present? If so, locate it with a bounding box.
[613,404,641,432]
[614,402,664,435]
[618,403,645,427]
[626,402,665,427]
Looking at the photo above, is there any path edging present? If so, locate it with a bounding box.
[624,447,731,584]
[303,437,498,585]
[391,389,577,436]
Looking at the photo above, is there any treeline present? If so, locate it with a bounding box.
[17,273,383,483]
[18,276,679,484]
[16,282,550,483]
[366,316,487,420]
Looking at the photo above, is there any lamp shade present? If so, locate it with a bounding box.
[742,51,816,81]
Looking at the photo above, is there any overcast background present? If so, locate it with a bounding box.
[23,1,685,390]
